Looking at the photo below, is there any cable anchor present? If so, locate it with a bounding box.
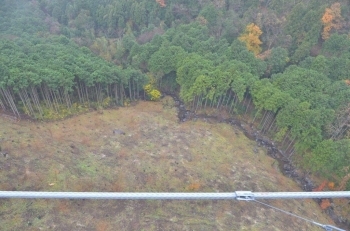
[235,191,254,201]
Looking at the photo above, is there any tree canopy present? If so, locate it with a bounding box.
[1,0,350,189]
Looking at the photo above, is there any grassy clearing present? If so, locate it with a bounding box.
[0,97,336,230]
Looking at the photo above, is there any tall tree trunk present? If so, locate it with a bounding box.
[252,110,260,124]
[120,84,124,106]
[84,84,90,107]
[245,96,251,115]
[210,94,216,108]
[336,126,348,140]
[18,90,33,116]
[114,83,119,105]
[221,93,227,109]
[195,94,202,112]
[288,148,296,159]
[128,80,132,101]
[0,88,9,109]
[229,93,237,114]
[191,96,196,110]
[233,94,241,113]
[261,111,274,132]
[98,83,103,104]
[43,84,54,110]
[204,97,208,109]
[133,79,137,100]
[258,110,268,128]
[242,93,248,110]
[285,136,296,153]
[39,85,50,110]
[76,85,83,104]
[50,89,59,112]
[266,113,277,133]
[0,94,6,110]
[136,81,139,99]
[216,95,223,109]
[63,89,71,109]
[30,86,43,118]
[80,81,87,104]
[1,88,21,118]
[224,91,231,108]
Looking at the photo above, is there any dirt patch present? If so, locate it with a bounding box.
[0,98,339,230]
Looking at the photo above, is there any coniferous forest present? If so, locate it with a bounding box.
[1,0,350,189]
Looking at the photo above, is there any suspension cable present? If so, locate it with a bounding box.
[0,190,348,230]
[0,191,349,200]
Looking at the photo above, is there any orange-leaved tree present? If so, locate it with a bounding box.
[156,0,166,7]
[321,2,342,40]
[239,23,263,55]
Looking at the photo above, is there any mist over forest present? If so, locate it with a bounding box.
[1,0,350,199]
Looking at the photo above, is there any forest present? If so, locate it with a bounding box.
[0,0,350,189]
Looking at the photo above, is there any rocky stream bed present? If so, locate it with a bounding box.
[172,93,350,230]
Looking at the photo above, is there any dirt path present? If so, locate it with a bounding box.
[0,98,336,230]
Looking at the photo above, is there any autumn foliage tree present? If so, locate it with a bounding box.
[156,0,166,8]
[239,23,263,55]
[321,3,342,40]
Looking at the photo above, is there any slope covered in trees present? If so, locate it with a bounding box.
[0,1,148,119]
[1,0,350,190]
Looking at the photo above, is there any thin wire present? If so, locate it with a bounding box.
[253,199,326,229]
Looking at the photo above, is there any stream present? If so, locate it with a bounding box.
[169,93,349,229]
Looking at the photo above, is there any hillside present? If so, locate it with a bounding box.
[0,98,336,230]
[0,0,350,229]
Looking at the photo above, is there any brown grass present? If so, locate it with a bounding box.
[218,162,232,176]
[109,181,126,192]
[20,167,45,190]
[118,147,128,159]
[145,174,156,185]
[31,139,45,151]
[337,173,350,190]
[57,200,71,213]
[131,131,141,140]
[80,136,92,146]
[186,182,201,191]
[0,100,340,231]
[0,182,14,190]
[1,140,12,152]
[50,128,65,141]
[125,116,138,130]
[71,178,95,192]
[313,180,327,192]
[320,199,331,210]
[95,220,109,231]
[19,139,28,149]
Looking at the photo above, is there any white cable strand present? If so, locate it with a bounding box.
[1,191,349,199]
[252,199,346,231]
[0,191,236,200]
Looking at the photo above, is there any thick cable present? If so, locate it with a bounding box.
[0,192,236,200]
[0,191,349,199]
[252,191,350,199]
[0,191,347,230]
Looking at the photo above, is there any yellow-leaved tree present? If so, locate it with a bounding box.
[144,73,161,101]
[239,23,263,55]
[321,3,342,40]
